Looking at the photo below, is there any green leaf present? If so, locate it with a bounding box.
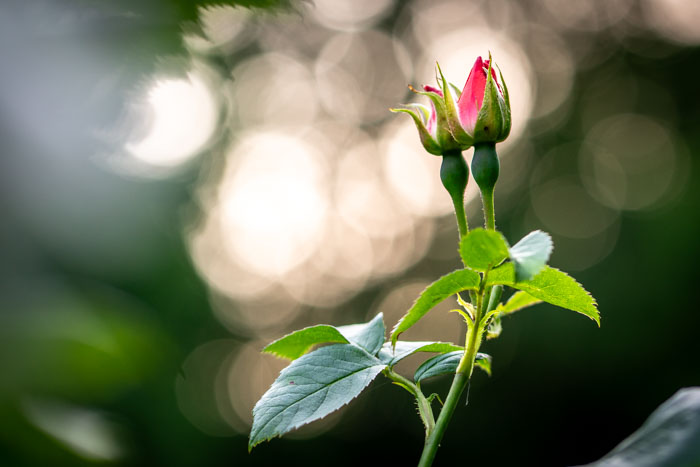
[459,228,510,272]
[496,291,542,316]
[264,314,386,360]
[337,313,385,356]
[249,344,386,450]
[414,351,492,383]
[485,314,502,340]
[509,230,553,282]
[263,325,349,360]
[475,354,492,376]
[487,264,600,325]
[582,388,700,467]
[456,294,475,320]
[391,269,480,345]
[483,291,541,340]
[378,341,464,367]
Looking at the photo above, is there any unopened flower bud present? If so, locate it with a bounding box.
[440,53,511,146]
[391,82,464,155]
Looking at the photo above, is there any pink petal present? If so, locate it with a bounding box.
[458,56,487,134]
[423,84,443,97]
[421,84,442,136]
[427,100,437,136]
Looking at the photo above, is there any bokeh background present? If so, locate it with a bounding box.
[1,0,699,465]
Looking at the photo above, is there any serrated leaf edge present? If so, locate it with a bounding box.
[487,264,600,326]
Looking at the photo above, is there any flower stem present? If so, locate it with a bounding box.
[417,371,469,467]
[440,151,469,238]
[471,143,499,230]
[417,273,503,466]
[418,289,484,466]
[481,186,495,230]
[451,193,468,239]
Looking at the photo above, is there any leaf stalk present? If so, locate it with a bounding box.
[383,368,435,437]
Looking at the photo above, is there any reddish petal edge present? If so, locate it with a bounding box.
[457,56,486,133]
[423,84,443,97]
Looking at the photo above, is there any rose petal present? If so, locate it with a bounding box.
[458,56,487,134]
[427,100,437,136]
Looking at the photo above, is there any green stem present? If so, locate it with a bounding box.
[451,193,468,239]
[417,371,469,467]
[440,151,469,239]
[418,275,503,466]
[384,368,435,437]
[481,187,495,230]
[471,143,499,230]
[418,291,483,467]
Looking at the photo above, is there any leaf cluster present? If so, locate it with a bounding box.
[392,228,598,345]
[249,228,599,450]
[249,314,490,449]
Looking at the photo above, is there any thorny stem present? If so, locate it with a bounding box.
[418,270,501,467]
[417,145,501,466]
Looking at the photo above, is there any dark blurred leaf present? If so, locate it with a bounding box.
[579,387,700,467]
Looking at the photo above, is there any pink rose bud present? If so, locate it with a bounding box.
[391,80,463,156]
[439,53,511,146]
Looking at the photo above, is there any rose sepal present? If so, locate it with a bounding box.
[437,63,474,149]
[390,105,442,155]
[411,85,461,153]
[473,55,504,144]
[495,64,511,142]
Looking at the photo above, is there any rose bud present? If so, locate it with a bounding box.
[390,82,464,155]
[391,80,470,236]
[439,53,511,146]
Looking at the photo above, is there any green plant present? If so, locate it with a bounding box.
[247,54,599,466]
